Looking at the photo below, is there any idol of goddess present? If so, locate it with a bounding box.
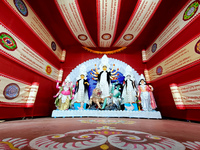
[71,65,89,107]
[54,76,75,110]
[122,65,137,104]
[138,74,157,111]
[90,55,119,99]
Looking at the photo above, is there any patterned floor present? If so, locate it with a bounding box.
[0,118,199,150]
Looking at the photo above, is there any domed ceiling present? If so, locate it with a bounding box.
[25,0,189,54]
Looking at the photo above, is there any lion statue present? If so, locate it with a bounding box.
[89,88,104,109]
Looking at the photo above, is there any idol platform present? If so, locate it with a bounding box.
[51,110,162,119]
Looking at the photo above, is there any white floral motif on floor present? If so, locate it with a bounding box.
[1,127,199,149]
[28,126,199,150]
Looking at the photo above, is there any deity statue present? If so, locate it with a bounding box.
[107,82,122,110]
[137,74,157,111]
[71,65,89,108]
[54,76,75,110]
[112,83,122,106]
[121,65,137,104]
[89,88,104,109]
[90,55,119,99]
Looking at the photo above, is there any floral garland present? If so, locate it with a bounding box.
[82,46,127,54]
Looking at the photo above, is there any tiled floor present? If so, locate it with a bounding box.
[0,117,199,149]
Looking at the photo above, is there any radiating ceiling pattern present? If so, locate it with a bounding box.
[113,0,161,47]
[55,0,162,48]
[55,0,96,47]
[97,0,121,47]
[2,0,191,54]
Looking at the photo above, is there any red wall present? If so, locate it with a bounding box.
[1,0,200,122]
[0,1,59,119]
[146,17,200,122]
[0,54,57,119]
[61,46,145,79]
[0,0,145,119]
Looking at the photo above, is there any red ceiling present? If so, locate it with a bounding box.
[23,0,189,53]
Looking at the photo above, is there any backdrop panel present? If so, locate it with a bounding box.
[3,0,64,61]
[144,0,200,62]
[146,33,200,82]
[170,79,200,109]
[0,73,39,107]
[0,22,62,82]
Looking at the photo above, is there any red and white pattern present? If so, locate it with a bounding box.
[0,22,62,82]
[28,126,195,150]
[113,0,161,47]
[4,0,64,61]
[183,141,200,150]
[170,78,200,110]
[97,0,121,47]
[0,73,39,107]
[145,0,200,61]
[55,0,96,47]
[0,137,28,149]
[146,33,200,83]
[1,126,199,149]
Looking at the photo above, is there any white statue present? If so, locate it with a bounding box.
[90,55,119,99]
[121,65,137,104]
[71,65,89,106]
[54,76,75,110]
[138,74,157,111]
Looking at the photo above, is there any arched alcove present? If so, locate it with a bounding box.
[65,56,141,85]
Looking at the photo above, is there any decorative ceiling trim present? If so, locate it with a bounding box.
[4,0,64,61]
[55,0,96,47]
[0,22,61,82]
[145,0,200,62]
[113,0,162,47]
[97,0,121,47]
[82,46,126,54]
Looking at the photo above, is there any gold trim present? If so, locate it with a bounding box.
[82,46,126,54]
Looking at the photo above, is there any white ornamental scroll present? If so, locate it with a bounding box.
[3,0,65,61]
[142,49,147,62]
[145,0,200,61]
[55,0,96,47]
[170,79,200,109]
[113,0,161,47]
[0,73,39,107]
[97,0,121,47]
[0,22,63,82]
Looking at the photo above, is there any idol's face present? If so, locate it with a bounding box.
[141,80,145,85]
[103,65,107,71]
[127,75,131,79]
[80,74,85,79]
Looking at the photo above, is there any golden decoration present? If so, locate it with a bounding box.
[82,46,127,54]
[0,141,20,150]
[100,144,109,150]
[46,65,52,75]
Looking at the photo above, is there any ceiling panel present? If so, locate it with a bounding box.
[26,0,189,53]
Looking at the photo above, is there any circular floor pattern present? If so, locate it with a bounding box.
[0,118,199,150]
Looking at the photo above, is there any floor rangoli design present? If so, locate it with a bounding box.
[78,119,136,124]
[0,126,200,150]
